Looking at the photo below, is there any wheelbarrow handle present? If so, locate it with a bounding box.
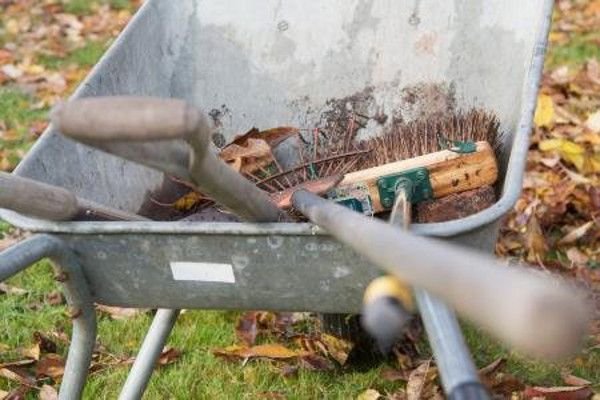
[53,96,286,223]
[0,235,62,282]
[292,190,589,360]
[0,172,148,221]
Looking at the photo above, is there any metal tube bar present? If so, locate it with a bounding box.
[119,309,180,400]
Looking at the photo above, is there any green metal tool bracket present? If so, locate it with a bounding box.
[377,167,433,209]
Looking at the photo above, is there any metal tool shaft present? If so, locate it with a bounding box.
[291,189,587,360]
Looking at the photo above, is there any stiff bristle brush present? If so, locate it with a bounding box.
[54,97,588,363]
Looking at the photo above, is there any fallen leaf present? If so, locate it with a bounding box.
[0,367,35,386]
[214,343,304,361]
[157,347,181,366]
[566,248,590,266]
[559,221,594,245]
[38,385,58,400]
[299,354,334,371]
[96,305,145,320]
[236,312,258,346]
[478,357,505,376]
[0,283,28,296]
[21,344,40,361]
[35,354,65,380]
[525,214,548,262]
[172,191,208,211]
[320,333,354,366]
[523,386,593,400]
[231,127,299,148]
[585,110,600,133]
[356,389,381,400]
[561,373,592,387]
[406,360,437,400]
[381,368,409,382]
[3,385,30,400]
[534,94,555,128]
[220,138,274,174]
[539,139,586,172]
[46,291,64,306]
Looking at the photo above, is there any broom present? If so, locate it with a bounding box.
[53,97,588,362]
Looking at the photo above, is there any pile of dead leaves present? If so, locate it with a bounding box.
[212,312,354,376]
[497,59,600,336]
[0,0,142,171]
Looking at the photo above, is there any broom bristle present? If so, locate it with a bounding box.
[246,108,501,194]
[356,109,502,170]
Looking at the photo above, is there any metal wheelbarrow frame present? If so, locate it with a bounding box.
[0,1,553,398]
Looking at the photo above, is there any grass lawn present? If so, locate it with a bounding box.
[1,1,599,398]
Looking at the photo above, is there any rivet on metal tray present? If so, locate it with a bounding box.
[277,20,289,31]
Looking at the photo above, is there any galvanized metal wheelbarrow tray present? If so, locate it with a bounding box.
[0,0,554,398]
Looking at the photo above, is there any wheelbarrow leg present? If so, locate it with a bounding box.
[52,250,97,400]
[0,235,97,400]
[119,309,180,400]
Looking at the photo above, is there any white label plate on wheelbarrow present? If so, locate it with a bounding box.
[170,262,236,283]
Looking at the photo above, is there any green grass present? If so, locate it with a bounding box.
[0,88,48,169]
[62,0,132,16]
[546,33,600,67]
[38,41,108,70]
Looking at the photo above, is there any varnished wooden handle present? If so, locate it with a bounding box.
[0,172,79,220]
[52,97,204,141]
[341,142,498,213]
[292,190,589,360]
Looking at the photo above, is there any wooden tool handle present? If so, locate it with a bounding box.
[0,172,79,220]
[52,97,204,142]
[0,172,147,221]
[54,96,286,223]
[341,141,498,213]
[292,190,588,360]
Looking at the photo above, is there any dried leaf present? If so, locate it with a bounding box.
[213,344,302,361]
[539,139,586,172]
[38,385,58,400]
[236,312,258,346]
[534,94,555,128]
[231,127,299,148]
[0,283,28,296]
[172,192,207,211]
[320,333,354,366]
[157,347,181,366]
[478,357,505,376]
[381,368,409,382]
[406,360,437,400]
[523,386,593,400]
[566,248,590,266]
[21,344,40,361]
[559,221,594,245]
[35,354,65,379]
[46,291,64,306]
[219,138,273,174]
[0,367,35,386]
[525,214,547,262]
[96,305,145,320]
[356,389,381,400]
[561,373,592,387]
[299,354,334,371]
[584,110,600,133]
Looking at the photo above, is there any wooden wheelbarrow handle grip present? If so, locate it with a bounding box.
[292,190,589,360]
[53,96,286,223]
[0,172,147,221]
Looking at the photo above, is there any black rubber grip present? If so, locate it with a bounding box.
[448,382,490,400]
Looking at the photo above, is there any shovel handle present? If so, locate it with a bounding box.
[291,190,588,360]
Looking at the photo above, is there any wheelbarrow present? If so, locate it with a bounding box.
[0,0,564,398]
